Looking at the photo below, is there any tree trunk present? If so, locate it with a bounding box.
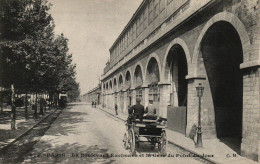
[40,94,43,115]
[25,92,28,120]
[0,88,3,114]
[11,84,16,130]
[34,93,38,119]
[55,93,58,108]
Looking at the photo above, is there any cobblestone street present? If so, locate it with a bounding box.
[20,103,201,164]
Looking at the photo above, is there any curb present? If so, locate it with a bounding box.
[96,105,217,164]
[167,140,218,164]
[97,106,125,122]
[0,109,59,152]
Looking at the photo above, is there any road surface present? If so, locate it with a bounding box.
[21,103,202,164]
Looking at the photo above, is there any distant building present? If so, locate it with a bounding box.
[82,84,101,104]
[100,0,260,162]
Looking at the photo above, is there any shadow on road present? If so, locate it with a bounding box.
[47,110,88,136]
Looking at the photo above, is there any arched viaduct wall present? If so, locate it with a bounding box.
[101,0,260,161]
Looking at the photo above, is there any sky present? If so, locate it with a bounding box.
[48,0,142,95]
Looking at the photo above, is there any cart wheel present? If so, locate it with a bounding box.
[159,131,167,156]
[129,130,136,155]
[123,133,129,149]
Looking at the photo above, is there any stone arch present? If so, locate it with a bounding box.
[133,61,145,87]
[162,38,191,82]
[125,70,132,90]
[144,53,162,85]
[113,77,117,92]
[191,12,250,76]
[106,82,108,90]
[189,12,246,151]
[109,80,112,90]
[118,73,124,91]
[162,41,189,107]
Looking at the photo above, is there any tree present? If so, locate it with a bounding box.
[0,0,80,115]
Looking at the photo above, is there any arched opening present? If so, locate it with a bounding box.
[119,75,124,111]
[166,44,188,107]
[134,65,144,104]
[125,71,132,107]
[125,71,131,89]
[201,21,243,153]
[146,57,160,108]
[134,65,143,87]
[113,78,117,92]
[105,82,108,108]
[165,45,188,135]
[119,75,123,90]
[106,83,108,91]
[146,57,160,84]
[109,80,112,90]
[113,78,117,106]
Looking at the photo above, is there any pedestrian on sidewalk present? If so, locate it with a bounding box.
[91,101,94,107]
[115,104,118,115]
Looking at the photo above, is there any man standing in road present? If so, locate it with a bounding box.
[128,98,144,120]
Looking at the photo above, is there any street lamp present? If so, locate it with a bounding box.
[196,83,204,147]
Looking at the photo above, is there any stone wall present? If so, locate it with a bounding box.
[101,0,260,161]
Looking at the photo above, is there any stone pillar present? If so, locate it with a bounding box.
[123,91,128,113]
[241,67,260,161]
[106,94,108,108]
[159,83,171,118]
[114,92,117,107]
[132,89,136,105]
[109,94,113,109]
[119,92,124,113]
[143,87,149,108]
[111,93,115,110]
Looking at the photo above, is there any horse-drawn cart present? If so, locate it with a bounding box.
[123,117,167,155]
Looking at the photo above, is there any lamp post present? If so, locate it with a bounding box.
[196,83,204,147]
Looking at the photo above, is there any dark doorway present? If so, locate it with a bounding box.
[201,21,243,154]
[166,45,188,107]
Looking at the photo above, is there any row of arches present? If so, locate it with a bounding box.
[102,12,253,154]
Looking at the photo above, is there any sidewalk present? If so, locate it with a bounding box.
[0,107,56,150]
[96,105,257,164]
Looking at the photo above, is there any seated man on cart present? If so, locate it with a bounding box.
[127,98,145,124]
[144,100,158,120]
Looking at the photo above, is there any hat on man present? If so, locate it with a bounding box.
[136,98,141,102]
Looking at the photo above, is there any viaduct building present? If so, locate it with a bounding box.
[82,85,101,104]
[100,0,260,161]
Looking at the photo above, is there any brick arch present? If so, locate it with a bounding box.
[118,73,125,90]
[190,12,250,77]
[106,82,109,90]
[144,53,162,85]
[109,80,112,90]
[125,68,133,89]
[162,38,191,82]
[103,83,105,90]
[113,77,117,92]
[133,61,145,88]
